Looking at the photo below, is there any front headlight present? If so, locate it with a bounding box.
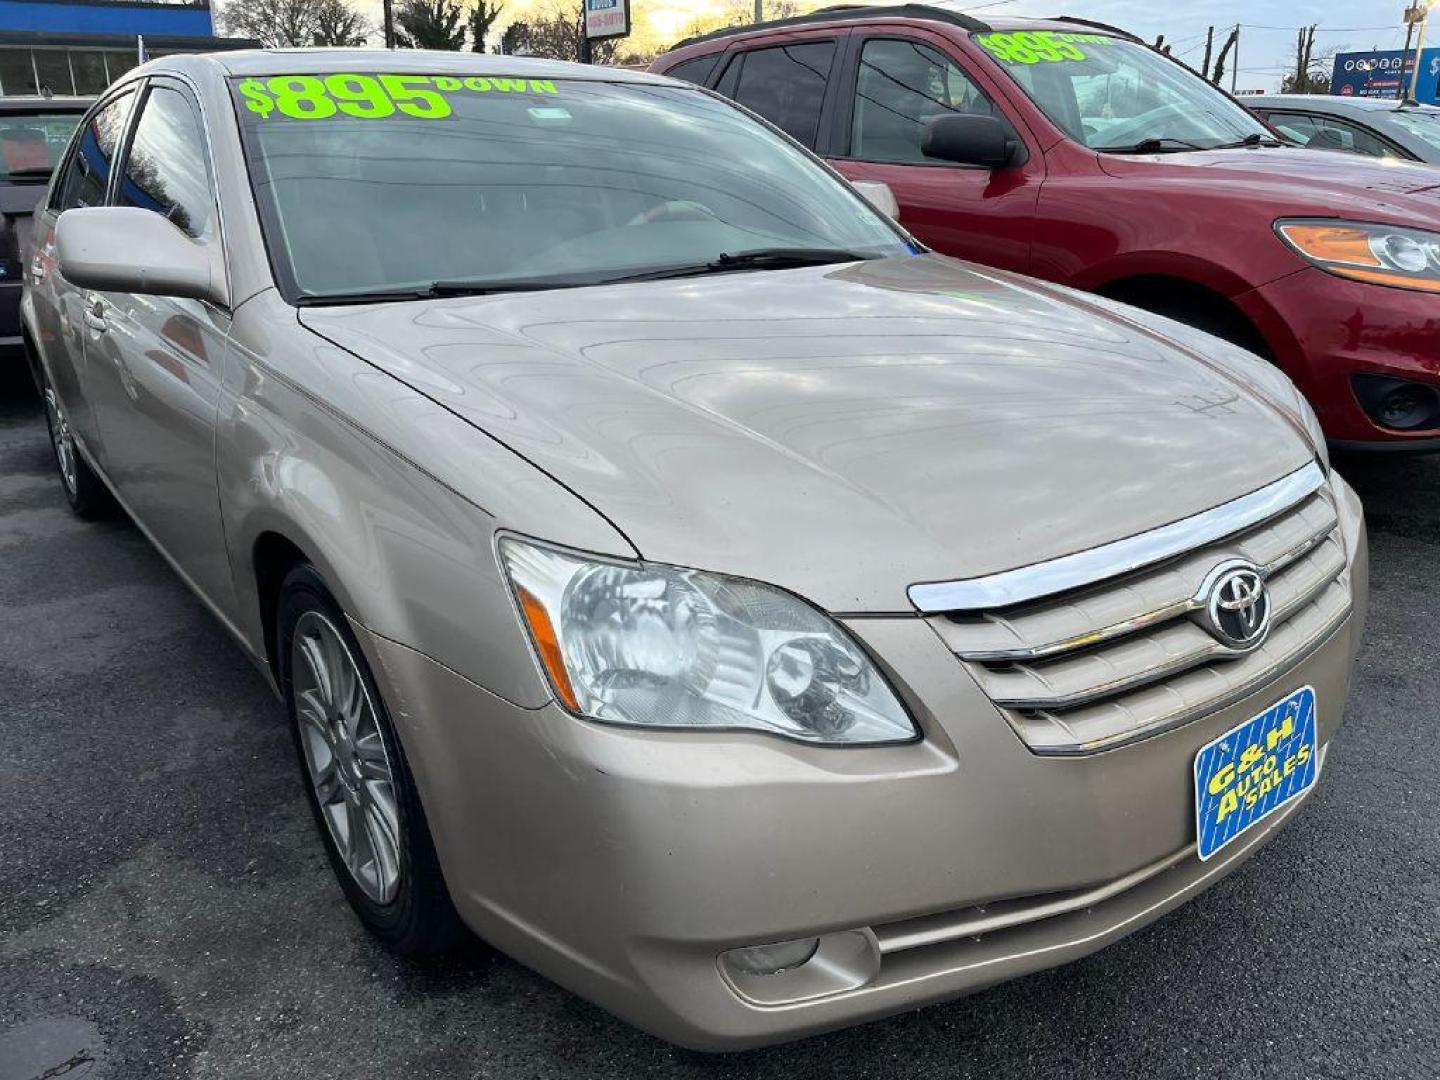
[499,537,917,745]
[1275,218,1440,294]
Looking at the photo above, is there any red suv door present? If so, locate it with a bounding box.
[826,28,1043,274]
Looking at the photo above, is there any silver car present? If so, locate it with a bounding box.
[1249,94,1440,163]
[24,50,1367,1049]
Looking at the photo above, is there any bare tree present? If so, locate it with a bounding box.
[1281,25,1324,93]
[468,0,503,52]
[395,0,467,49]
[671,0,802,44]
[518,0,618,63]
[1210,26,1238,86]
[217,0,317,47]
[217,0,370,46]
[313,0,372,45]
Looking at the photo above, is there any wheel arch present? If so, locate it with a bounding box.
[1090,272,1280,365]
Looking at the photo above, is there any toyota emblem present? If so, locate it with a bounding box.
[1200,561,1271,650]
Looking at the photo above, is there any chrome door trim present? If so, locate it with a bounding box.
[908,461,1327,613]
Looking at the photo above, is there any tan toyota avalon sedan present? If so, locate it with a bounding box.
[24,51,1366,1049]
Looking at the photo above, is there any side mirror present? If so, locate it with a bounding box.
[850,179,899,219]
[921,114,1025,169]
[56,206,227,306]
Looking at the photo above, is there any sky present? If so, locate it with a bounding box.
[351,0,1422,92]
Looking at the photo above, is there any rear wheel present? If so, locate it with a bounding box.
[277,565,465,954]
[39,370,113,519]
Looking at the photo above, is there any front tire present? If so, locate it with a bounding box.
[277,565,464,954]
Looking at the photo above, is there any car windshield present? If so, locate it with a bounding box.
[1386,109,1440,153]
[972,32,1272,151]
[230,73,911,301]
[0,111,84,180]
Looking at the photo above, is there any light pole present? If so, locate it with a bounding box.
[1408,0,1434,101]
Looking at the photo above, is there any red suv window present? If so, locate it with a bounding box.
[718,41,837,149]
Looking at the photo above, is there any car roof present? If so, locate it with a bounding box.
[666,4,1136,53]
[1248,94,1440,114]
[148,48,672,84]
[0,97,94,112]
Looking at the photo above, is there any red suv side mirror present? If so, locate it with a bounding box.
[922,114,1024,168]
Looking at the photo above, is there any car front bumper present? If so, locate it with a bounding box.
[356,475,1367,1051]
[1240,267,1440,446]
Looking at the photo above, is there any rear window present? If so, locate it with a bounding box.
[0,111,86,181]
[663,54,721,86]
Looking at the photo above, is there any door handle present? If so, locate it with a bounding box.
[82,295,107,333]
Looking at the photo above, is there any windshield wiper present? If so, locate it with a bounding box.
[1096,137,1207,154]
[603,247,879,284]
[1211,133,1285,149]
[295,277,595,306]
[294,250,879,305]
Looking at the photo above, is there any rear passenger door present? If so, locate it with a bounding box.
[712,33,848,153]
[29,87,137,455]
[827,32,1043,273]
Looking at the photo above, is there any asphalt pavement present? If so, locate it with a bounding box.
[1,361,1437,1080]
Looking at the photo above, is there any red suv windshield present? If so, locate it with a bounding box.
[973,32,1271,151]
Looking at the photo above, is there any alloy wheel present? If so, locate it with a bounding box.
[290,610,402,904]
[43,388,77,496]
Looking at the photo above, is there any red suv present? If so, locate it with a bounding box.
[653,6,1440,448]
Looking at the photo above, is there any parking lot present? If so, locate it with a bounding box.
[0,358,1437,1079]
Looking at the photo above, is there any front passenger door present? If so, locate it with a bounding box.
[83,78,237,613]
[828,35,1043,273]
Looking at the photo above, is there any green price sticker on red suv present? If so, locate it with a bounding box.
[236,73,560,121]
[976,31,1114,65]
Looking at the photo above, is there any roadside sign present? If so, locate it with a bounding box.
[1331,48,1440,102]
[585,0,629,40]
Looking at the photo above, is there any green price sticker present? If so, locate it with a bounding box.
[237,73,560,121]
[976,31,1112,65]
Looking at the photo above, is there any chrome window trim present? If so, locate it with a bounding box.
[908,461,1327,613]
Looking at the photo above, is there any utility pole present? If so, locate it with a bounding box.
[1230,22,1239,93]
[1411,6,1429,100]
[382,0,395,48]
[1201,26,1214,80]
[1403,3,1427,99]
[754,0,763,23]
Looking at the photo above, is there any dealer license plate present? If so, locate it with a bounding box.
[1193,686,1318,861]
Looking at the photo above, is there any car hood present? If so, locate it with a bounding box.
[299,255,1316,613]
[1097,145,1440,219]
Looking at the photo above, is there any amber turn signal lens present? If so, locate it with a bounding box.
[1277,223,1381,268]
[515,584,580,711]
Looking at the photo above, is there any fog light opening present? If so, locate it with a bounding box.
[723,937,821,976]
[1378,384,1438,430]
[1352,373,1440,432]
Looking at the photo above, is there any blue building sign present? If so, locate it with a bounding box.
[1331,48,1440,104]
[0,0,252,97]
[0,0,212,35]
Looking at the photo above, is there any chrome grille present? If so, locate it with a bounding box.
[923,471,1352,755]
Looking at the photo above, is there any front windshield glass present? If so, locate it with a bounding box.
[1387,109,1440,153]
[230,73,911,300]
[972,32,1271,151]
